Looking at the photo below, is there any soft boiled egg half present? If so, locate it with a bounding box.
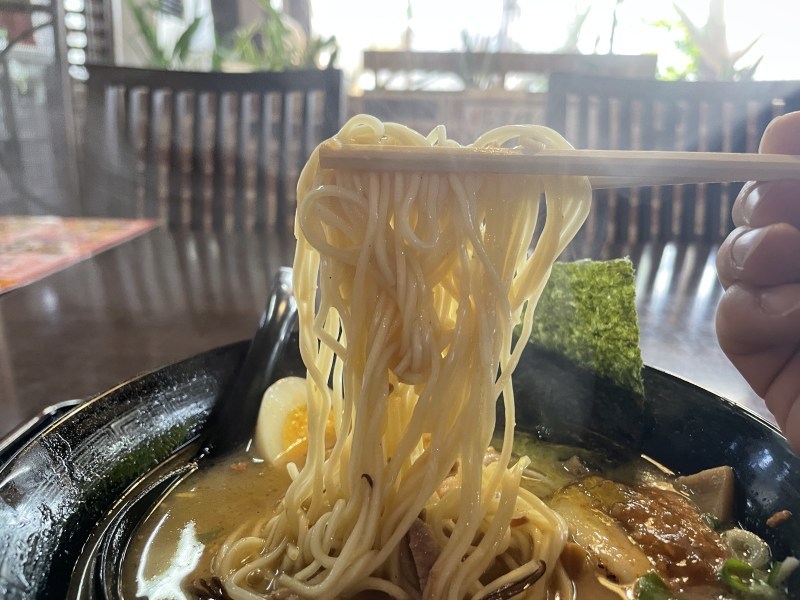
[254,376,335,465]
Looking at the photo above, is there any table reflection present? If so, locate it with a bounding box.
[0,228,771,442]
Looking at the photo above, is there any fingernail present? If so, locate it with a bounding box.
[760,288,800,317]
[730,227,768,270]
[740,182,773,225]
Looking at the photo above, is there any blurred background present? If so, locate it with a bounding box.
[1,0,799,230]
[3,0,799,437]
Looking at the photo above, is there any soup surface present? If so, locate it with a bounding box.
[122,451,290,598]
[122,433,776,599]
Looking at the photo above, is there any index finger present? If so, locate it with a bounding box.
[732,111,800,229]
[732,180,800,230]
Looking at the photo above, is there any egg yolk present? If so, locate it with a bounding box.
[282,407,336,461]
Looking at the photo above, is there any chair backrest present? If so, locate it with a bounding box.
[81,66,343,231]
[546,73,800,244]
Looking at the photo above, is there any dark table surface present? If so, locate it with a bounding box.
[0,226,773,441]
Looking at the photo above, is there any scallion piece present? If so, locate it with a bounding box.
[637,572,677,600]
[721,559,756,591]
[720,558,784,599]
[768,557,799,587]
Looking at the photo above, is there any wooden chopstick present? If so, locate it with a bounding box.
[317,141,800,189]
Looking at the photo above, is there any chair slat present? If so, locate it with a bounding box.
[300,91,311,174]
[255,93,270,230]
[596,94,612,244]
[82,65,344,232]
[143,88,160,219]
[637,99,655,242]
[679,100,701,240]
[276,91,292,230]
[167,90,183,228]
[212,91,227,231]
[233,93,249,231]
[190,91,205,230]
[704,99,725,242]
[615,97,632,242]
[545,73,800,244]
[658,100,679,240]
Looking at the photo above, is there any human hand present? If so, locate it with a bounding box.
[716,111,800,451]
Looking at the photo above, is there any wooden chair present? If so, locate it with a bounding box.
[81,66,343,231]
[545,73,800,244]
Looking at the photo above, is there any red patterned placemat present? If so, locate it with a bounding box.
[0,217,160,293]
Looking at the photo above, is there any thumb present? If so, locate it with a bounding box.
[759,111,800,155]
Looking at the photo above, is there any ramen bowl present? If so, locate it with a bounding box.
[0,338,798,598]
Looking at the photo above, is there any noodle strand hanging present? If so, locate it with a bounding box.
[214,115,592,599]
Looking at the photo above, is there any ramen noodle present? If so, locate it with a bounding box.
[212,115,591,599]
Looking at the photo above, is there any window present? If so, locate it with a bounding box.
[160,0,183,17]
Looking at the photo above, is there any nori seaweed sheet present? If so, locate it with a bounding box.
[528,259,644,398]
[506,259,647,452]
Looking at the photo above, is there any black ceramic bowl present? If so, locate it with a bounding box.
[0,339,798,598]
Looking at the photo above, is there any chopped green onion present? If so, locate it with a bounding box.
[768,557,800,587]
[722,529,772,569]
[720,558,784,599]
[637,572,677,600]
[721,559,756,592]
[700,512,721,531]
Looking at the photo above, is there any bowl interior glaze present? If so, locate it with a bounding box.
[0,339,798,597]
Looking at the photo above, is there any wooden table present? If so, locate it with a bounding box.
[0,226,772,441]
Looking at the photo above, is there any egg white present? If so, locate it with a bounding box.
[254,376,309,463]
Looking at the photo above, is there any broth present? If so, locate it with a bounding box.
[121,452,290,598]
[122,434,734,600]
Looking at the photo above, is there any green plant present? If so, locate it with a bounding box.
[654,0,762,81]
[222,0,338,71]
[127,0,208,69]
[456,31,501,90]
